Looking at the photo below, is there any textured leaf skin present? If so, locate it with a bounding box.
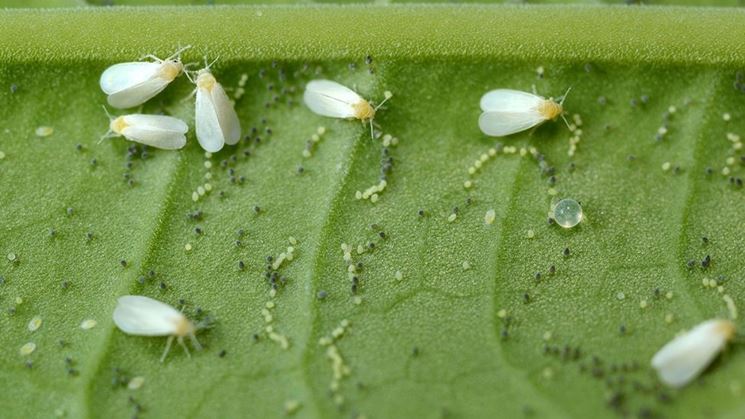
[1,5,745,419]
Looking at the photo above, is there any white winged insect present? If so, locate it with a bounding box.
[113,295,204,362]
[303,79,392,139]
[101,109,188,150]
[478,88,570,137]
[99,46,191,109]
[187,60,241,153]
[651,318,736,388]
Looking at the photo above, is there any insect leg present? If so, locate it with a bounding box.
[160,335,175,363]
[178,336,192,358]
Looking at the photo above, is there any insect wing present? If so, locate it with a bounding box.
[651,320,731,388]
[303,80,362,118]
[478,110,545,137]
[210,82,241,145]
[113,295,184,336]
[121,114,187,150]
[195,87,225,152]
[480,89,543,112]
[107,77,173,109]
[100,62,162,94]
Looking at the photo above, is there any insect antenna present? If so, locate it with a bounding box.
[558,86,573,129]
[99,106,115,144]
[183,62,199,80]
[369,91,393,140]
[102,105,114,120]
[167,45,193,62]
[203,55,220,71]
[559,86,573,106]
[139,53,163,62]
[374,91,393,112]
[195,315,216,330]
[181,71,199,103]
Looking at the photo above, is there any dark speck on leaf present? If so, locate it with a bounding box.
[701,255,711,269]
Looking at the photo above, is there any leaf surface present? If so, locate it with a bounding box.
[1,5,745,419]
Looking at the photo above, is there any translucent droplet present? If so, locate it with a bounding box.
[80,319,97,330]
[28,316,42,332]
[35,126,54,137]
[19,342,36,356]
[128,376,145,390]
[552,199,583,229]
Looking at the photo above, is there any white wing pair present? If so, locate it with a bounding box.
[104,113,188,150]
[303,79,392,139]
[478,89,564,137]
[99,46,190,109]
[303,80,370,119]
[192,67,241,152]
[113,295,202,362]
[651,318,736,388]
[113,295,188,336]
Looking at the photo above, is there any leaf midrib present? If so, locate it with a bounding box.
[78,152,187,416]
[299,122,371,419]
[488,155,576,419]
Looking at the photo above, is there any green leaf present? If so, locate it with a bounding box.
[9,0,745,7]
[1,5,745,418]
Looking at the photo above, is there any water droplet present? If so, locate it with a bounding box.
[551,199,583,229]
